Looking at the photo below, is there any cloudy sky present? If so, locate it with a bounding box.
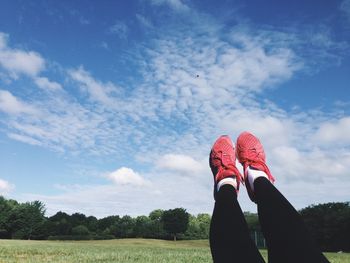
[0,0,349,218]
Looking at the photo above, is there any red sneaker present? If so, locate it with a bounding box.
[209,135,243,199]
[236,131,275,201]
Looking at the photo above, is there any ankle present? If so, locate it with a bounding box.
[217,177,237,192]
[247,166,268,191]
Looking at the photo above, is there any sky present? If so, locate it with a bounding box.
[0,0,349,218]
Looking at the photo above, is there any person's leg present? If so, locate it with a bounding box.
[209,135,265,263]
[236,131,329,263]
[254,177,329,263]
[210,184,265,263]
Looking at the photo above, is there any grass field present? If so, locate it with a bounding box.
[0,239,348,263]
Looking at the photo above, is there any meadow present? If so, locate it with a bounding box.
[0,239,348,263]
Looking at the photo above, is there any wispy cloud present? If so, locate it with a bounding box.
[0,90,39,115]
[149,0,190,12]
[7,133,43,146]
[79,17,90,25]
[68,66,120,106]
[340,0,350,21]
[0,88,119,154]
[100,42,109,50]
[34,77,62,91]
[136,14,153,28]
[109,21,128,39]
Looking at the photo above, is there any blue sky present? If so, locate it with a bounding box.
[0,0,350,217]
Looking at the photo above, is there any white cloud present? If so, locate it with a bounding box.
[156,154,205,174]
[0,50,45,77]
[107,167,150,186]
[0,33,45,77]
[34,77,62,91]
[0,89,39,115]
[315,117,350,144]
[0,33,59,94]
[0,179,14,194]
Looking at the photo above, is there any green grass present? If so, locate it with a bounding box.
[0,239,348,263]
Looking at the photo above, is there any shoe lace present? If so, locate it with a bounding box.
[212,151,242,182]
[238,147,275,182]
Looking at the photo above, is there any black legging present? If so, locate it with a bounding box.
[210,177,329,263]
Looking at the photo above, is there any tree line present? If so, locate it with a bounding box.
[0,196,349,251]
[0,196,208,241]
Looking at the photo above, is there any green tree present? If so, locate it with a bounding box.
[0,196,18,238]
[98,215,120,233]
[149,209,164,221]
[8,201,46,239]
[300,202,350,252]
[49,211,70,222]
[86,216,98,233]
[148,209,166,239]
[116,215,135,238]
[48,212,72,236]
[197,213,211,238]
[184,214,201,239]
[162,208,189,241]
[134,216,151,238]
[70,213,87,227]
[185,213,211,239]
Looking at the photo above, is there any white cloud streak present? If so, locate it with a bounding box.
[68,66,120,107]
[0,33,45,77]
[0,89,39,115]
[136,14,153,28]
[34,77,62,91]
